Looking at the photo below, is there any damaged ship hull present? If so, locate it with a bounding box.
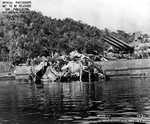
[100,58,150,78]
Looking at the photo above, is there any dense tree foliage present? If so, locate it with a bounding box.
[0,11,140,61]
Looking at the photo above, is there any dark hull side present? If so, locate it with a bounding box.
[60,71,99,82]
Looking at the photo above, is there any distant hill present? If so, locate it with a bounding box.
[0,10,141,61]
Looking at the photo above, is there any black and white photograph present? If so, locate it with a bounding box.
[0,0,150,123]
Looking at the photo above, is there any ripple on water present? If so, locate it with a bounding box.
[0,79,149,124]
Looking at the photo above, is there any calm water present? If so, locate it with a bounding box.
[0,78,149,124]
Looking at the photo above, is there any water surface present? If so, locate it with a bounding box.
[0,78,149,124]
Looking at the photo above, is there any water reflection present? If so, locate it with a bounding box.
[0,79,149,123]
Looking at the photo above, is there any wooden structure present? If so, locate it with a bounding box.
[103,34,134,53]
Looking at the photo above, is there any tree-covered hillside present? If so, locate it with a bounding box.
[0,11,137,61]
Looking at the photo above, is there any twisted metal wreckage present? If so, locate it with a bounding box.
[29,51,105,83]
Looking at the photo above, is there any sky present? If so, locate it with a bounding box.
[1,0,150,34]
